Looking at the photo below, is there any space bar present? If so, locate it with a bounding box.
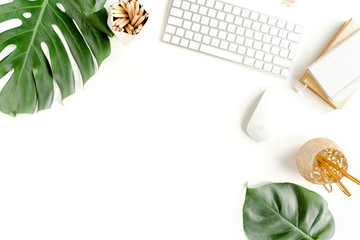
[200,45,244,63]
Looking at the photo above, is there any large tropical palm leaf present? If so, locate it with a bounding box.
[0,0,113,116]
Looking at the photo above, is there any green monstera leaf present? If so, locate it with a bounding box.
[243,183,335,240]
[0,0,114,116]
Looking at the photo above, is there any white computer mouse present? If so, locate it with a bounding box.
[246,88,288,141]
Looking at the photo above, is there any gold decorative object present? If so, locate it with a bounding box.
[282,0,295,7]
[296,138,360,197]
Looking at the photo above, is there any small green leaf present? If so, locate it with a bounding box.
[243,183,335,240]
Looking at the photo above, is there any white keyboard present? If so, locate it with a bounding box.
[162,0,303,78]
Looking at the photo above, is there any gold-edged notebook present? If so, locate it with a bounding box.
[299,19,360,109]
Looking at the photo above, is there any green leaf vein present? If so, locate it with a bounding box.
[255,196,314,240]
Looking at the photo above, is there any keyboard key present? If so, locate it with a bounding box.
[255,51,264,60]
[218,21,228,30]
[253,32,263,41]
[234,16,243,25]
[173,0,182,8]
[289,42,297,49]
[273,56,291,68]
[244,57,255,66]
[269,27,279,36]
[183,20,192,29]
[270,46,280,55]
[163,33,172,42]
[279,49,289,58]
[168,16,183,27]
[259,14,268,23]
[246,49,255,57]
[199,6,208,15]
[225,14,235,23]
[262,35,271,43]
[276,19,286,28]
[251,22,261,31]
[209,28,218,37]
[235,36,245,45]
[191,23,201,32]
[206,0,215,7]
[197,0,206,5]
[218,31,227,39]
[253,41,262,50]
[264,53,273,62]
[192,14,201,22]
[190,4,200,12]
[227,24,236,33]
[201,16,210,25]
[180,38,189,47]
[194,33,203,41]
[288,50,296,59]
[208,9,217,17]
[200,44,244,63]
[202,35,211,44]
[232,7,241,15]
[280,39,289,49]
[237,46,246,54]
[214,1,224,10]
[271,37,280,46]
[245,29,254,38]
[294,25,303,34]
[224,4,232,13]
[209,19,219,27]
[250,12,259,20]
[241,9,250,18]
[176,28,185,37]
[254,60,264,69]
[165,25,177,34]
[268,17,277,26]
[181,1,190,10]
[189,41,200,50]
[220,40,229,49]
[171,36,181,44]
[185,30,194,39]
[170,8,184,17]
[260,24,270,33]
[281,68,289,77]
[211,38,220,46]
[244,39,254,47]
[229,43,237,52]
[287,32,301,42]
[243,19,252,28]
[263,63,272,72]
[272,66,281,75]
[200,25,210,34]
[285,22,295,31]
[216,11,225,20]
[236,27,245,35]
[278,29,288,39]
[226,33,236,42]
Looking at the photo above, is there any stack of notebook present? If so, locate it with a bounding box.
[299,19,360,109]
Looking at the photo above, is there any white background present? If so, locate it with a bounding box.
[1,0,360,239]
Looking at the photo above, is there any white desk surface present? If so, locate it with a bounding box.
[1,0,360,239]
